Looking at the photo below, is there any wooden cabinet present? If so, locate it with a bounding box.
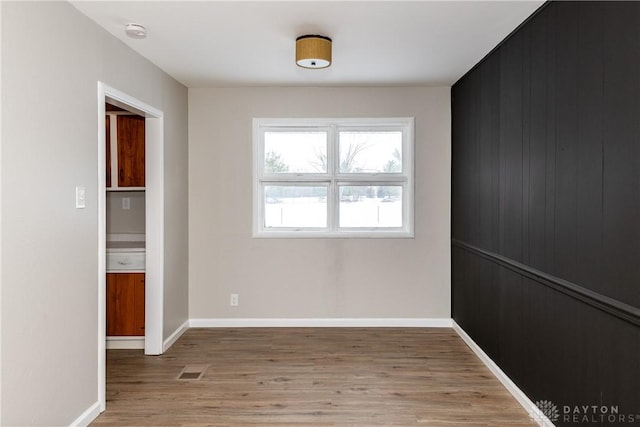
[106,273,145,336]
[106,115,112,187]
[106,112,145,190]
[117,115,145,187]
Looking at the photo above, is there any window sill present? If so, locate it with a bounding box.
[252,230,415,239]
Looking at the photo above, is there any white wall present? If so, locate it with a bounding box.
[189,87,450,320]
[107,192,145,235]
[0,2,188,425]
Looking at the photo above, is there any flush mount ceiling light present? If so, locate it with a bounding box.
[296,35,332,69]
[125,23,147,39]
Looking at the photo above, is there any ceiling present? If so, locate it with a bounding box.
[71,1,544,88]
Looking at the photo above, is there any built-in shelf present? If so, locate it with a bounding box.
[107,187,145,192]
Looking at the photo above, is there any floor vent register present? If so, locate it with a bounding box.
[177,364,208,381]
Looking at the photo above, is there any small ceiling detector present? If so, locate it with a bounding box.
[125,23,147,39]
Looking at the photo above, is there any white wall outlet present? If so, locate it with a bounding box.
[122,197,131,210]
[230,293,239,307]
[75,186,86,209]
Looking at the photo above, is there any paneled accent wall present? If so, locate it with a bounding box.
[452,1,640,423]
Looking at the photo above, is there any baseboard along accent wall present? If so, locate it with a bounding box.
[452,322,552,427]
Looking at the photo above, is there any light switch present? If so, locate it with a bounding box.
[122,197,130,210]
[75,186,86,209]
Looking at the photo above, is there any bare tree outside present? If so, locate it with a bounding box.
[265,151,289,173]
[384,148,402,173]
[309,147,327,173]
[340,139,371,172]
[309,137,371,173]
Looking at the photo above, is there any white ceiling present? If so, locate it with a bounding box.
[71,1,544,88]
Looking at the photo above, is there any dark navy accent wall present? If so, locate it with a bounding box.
[452,2,640,423]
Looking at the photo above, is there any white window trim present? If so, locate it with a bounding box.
[252,117,414,238]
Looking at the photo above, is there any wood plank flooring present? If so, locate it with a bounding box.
[91,328,537,426]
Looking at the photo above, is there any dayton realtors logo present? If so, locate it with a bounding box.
[533,400,560,422]
[533,400,640,424]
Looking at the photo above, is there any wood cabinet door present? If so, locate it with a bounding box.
[117,115,145,187]
[133,274,145,335]
[106,115,111,188]
[107,273,145,336]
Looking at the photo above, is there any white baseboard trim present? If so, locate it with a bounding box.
[163,320,189,352]
[189,318,452,328]
[69,401,101,427]
[452,321,554,427]
[106,336,144,350]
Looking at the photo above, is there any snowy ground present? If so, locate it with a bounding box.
[264,197,402,228]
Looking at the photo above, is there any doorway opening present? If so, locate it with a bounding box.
[97,82,164,412]
[105,104,146,349]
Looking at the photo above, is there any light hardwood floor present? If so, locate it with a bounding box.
[91,328,537,426]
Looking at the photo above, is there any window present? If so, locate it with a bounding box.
[253,118,414,238]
